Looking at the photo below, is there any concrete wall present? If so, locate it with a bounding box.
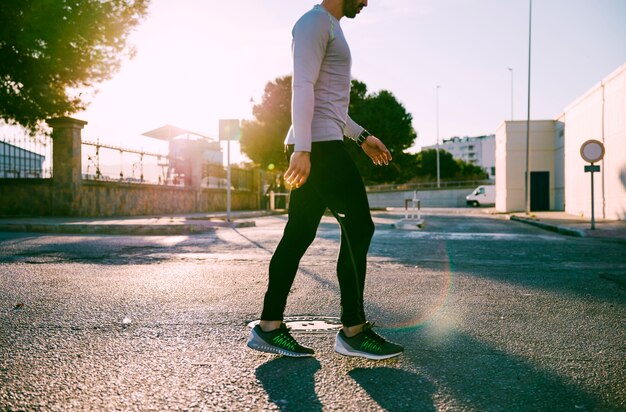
[79,181,258,217]
[482,136,496,179]
[0,117,260,217]
[557,63,626,220]
[367,188,476,208]
[0,178,258,217]
[0,179,53,216]
[495,120,557,212]
[553,121,565,210]
[494,62,626,220]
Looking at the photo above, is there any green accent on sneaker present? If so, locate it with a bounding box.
[360,336,383,353]
[335,322,403,360]
[272,332,297,351]
[247,323,314,357]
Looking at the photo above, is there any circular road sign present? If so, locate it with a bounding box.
[580,140,605,163]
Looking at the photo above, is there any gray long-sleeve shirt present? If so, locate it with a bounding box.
[284,4,364,152]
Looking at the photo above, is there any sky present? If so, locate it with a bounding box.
[77,0,626,163]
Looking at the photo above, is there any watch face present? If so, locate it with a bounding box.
[580,140,605,163]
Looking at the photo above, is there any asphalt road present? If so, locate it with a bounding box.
[1,211,625,411]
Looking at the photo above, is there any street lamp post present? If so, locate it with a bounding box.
[219,119,241,222]
[524,0,533,215]
[436,85,441,189]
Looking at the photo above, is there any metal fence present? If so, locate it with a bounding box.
[0,127,254,190]
[0,132,53,179]
[81,140,254,190]
[82,140,168,184]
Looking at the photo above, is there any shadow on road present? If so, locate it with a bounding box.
[255,357,322,411]
[397,327,611,411]
[348,367,436,411]
[0,233,227,265]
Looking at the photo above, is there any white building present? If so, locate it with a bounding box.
[496,62,626,220]
[423,135,496,180]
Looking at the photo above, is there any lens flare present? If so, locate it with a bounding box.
[386,241,455,332]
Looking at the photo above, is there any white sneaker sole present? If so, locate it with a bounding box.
[247,330,314,358]
[334,336,402,360]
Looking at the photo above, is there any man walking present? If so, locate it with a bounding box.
[247,0,403,360]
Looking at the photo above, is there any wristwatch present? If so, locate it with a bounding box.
[357,129,372,146]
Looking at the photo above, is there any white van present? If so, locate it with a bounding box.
[466,185,495,207]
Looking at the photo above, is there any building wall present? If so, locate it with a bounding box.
[553,121,565,210]
[481,137,496,179]
[495,120,556,213]
[0,142,45,178]
[558,63,626,220]
[495,124,509,210]
[495,62,626,220]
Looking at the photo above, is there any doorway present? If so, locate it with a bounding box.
[531,171,550,211]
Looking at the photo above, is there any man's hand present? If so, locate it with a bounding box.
[361,136,392,166]
[284,151,311,188]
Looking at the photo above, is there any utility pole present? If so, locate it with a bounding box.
[436,85,441,188]
[524,0,533,214]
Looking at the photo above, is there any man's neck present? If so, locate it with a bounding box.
[321,0,343,20]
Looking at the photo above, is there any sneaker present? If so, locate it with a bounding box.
[247,323,315,357]
[335,322,403,360]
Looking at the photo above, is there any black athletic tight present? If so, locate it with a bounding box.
[261,140,375,327]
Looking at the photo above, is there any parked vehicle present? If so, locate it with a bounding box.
[466,185,495,207]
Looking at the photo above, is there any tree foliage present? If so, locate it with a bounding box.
[239,75,492,184]
[413,149,487,181]
[240,76,418,183]
[240,75,292,170]
[0,0,149,133]
[345,80,417,184]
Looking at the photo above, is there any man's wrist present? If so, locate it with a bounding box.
[356,129,372,146]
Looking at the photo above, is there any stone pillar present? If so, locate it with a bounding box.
[47,117,88,216]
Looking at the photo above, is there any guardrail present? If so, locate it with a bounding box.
[366,180,492,192]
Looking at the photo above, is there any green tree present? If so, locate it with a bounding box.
[456,158,488,180]
[413,149,487,181]
[0,0,149,133]
[240,75,292,171]
[240,76,418,182]
[346,80,417,184]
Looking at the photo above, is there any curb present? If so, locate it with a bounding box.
[0,223,216,235]
[509,215,587,237]
[0,220,255,235]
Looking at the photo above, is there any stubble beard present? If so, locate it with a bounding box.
[343,0,364,19]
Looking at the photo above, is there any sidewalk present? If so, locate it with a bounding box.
[504,210,626,242]
[0,210,285,235]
